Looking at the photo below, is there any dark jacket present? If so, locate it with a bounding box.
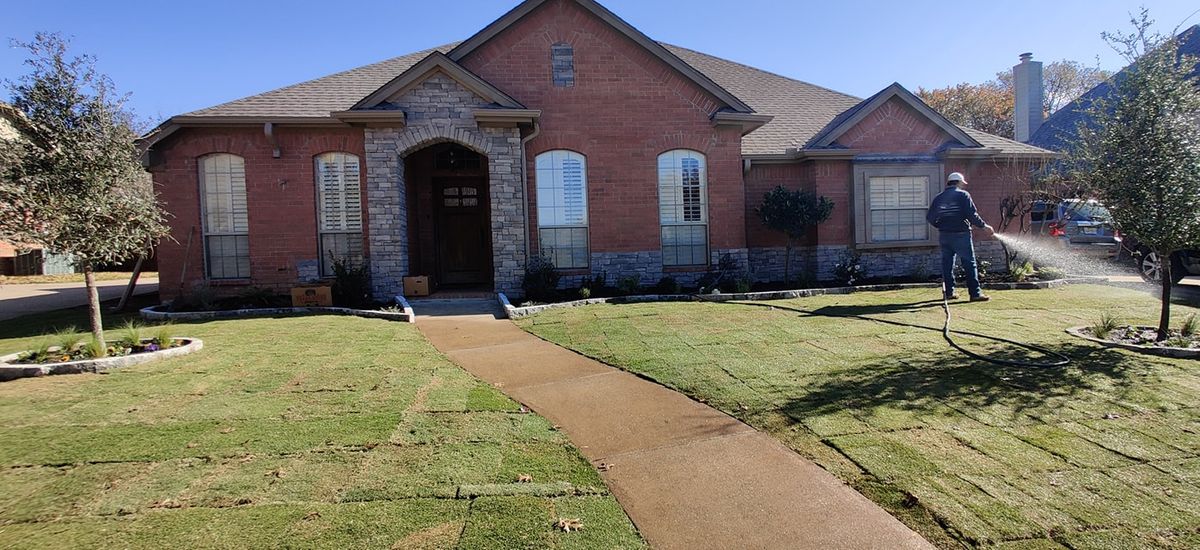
[927,186,987,233]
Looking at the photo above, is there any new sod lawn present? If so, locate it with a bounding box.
[0,303,644,549]
[517,284,1200,549]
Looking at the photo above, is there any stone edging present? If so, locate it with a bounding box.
[140,297,414,323]
[0,338,204,382]
[499,277,1106,319]
[1066,327,1200,359]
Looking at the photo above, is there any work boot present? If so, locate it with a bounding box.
[944,293,960,301]
[970,294,991,302]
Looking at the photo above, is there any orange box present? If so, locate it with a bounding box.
[403,276,431,297]
[291,285,333,307]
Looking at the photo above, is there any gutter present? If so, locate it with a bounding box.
[519,122,541,265]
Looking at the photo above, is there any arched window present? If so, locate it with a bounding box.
[536,150,588,269]
[315,152,363,276]
[658,150,708,266]
[199,154,250,279]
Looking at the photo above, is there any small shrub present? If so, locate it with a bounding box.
[578,286,592,300]
[1038,266,1067,281]
[616,275,641,296]
[522,255,561,303]
[833,250,866,286]
[587,271,607,292]
[173,283,216,312]
[1164,336,1192,349]
[1091,311,1120,340]
[1182,314,1198,338]
[1008,260,1036,283]
[152,323,177,349]
[238,286,280,308]
[54,326,84,353]
[655,276,681,295]
[331,258,372,309]
[119,319,143,347]
[83,338,104,359]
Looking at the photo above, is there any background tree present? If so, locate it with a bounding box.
[918,60,1111,139]
[1071,11,1200,341]
[0,33,168,354]
[756,186,834,284]
[917,81,1014,138]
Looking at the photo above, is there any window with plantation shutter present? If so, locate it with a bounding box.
[536,150,588,269]
[199,154,250,279]
[315,152,363,276]
[868,176,930,242]
[658,150,708,266]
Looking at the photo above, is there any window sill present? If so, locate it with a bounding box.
[555,268,591,277]
[663,265,709,273]
[856,241,938,251]
[207,279,253,287]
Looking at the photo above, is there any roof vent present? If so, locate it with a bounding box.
[1019,52,1034,63]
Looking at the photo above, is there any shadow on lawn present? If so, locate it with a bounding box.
[721,300,1143,421]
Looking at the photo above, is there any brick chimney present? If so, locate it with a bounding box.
[1013,53,1044,142]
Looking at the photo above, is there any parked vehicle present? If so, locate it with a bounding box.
[1029,199,1121,259]
[1118,239,1200,284]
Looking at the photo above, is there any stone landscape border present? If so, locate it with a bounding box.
[140,296,416,324]
[1066,327,1200,359]
[0,338,204,382]
[499,277,1108,319]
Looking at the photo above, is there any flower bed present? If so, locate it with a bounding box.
[500,277,1103,319]
[141,296,415,323]
[1067,326,1200,359]
[0,337,203,382]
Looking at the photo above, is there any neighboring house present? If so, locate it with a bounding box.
[140,0,1054,301]
[1030,24,1200,152]
[0,103,75,277]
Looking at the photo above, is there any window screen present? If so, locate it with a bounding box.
[199,154,250,279]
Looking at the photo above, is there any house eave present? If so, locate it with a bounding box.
[330,110,408,126]
[473,108,542,127]
[712,112,773,136]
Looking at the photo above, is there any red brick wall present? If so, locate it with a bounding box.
[150,126,365,300]
[812,161,854,246]
[458,0,746,255]
[835,97,955,154]
[946,157,1041,236]
[744,162,817,248]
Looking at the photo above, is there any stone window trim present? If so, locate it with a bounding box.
[551,43,575,88]
[535,150,589,270]
[314,152,365,277]
[658,149,710,267]
[198,153,251,280]
[852,163,943,250]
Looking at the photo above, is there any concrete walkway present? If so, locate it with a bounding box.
[415,299,931,550]
[0,278,159,321]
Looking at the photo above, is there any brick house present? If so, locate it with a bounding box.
[141,0,1054,301]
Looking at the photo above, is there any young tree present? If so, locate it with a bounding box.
[1072,11,1200,341]
[756,186,834,284]
[0,33,168,354]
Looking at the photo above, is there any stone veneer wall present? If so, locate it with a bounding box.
[748,241,1004,283]
[363,74,527,300]
[556,248,750,291]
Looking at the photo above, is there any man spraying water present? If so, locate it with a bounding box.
[927,172,994,302]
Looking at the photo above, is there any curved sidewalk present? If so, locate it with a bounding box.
[415,299,931,550]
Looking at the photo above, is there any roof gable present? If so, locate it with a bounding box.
[807,83,982,149]
[447,0,754,113]
[351,52,524,110]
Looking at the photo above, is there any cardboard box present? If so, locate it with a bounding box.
[403,276,431,297]
[291,285,333,307]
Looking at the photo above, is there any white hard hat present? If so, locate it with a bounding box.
[947,172,968,184]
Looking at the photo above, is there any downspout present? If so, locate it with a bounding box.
[520,122,542,262]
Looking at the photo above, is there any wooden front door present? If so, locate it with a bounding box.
[434,177,491,286]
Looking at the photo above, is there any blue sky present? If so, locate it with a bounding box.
[3,0,1197,125]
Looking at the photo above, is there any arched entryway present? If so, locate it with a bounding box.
[404,143,493,289]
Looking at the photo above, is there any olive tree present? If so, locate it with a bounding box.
[0,33,168,354]
[1072,12,1200,341]
[756,186,834,284]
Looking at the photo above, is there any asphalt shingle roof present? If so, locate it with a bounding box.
[178,41,1046,156]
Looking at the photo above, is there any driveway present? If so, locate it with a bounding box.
[0,278,159,321]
